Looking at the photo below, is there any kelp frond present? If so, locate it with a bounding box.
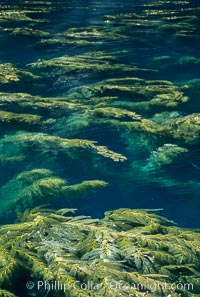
[0,110,43,127]
[0,168,108,217]
[0,63,39,84]
[0,290,18,297]
[0,207,199,296]
[0,132,127,162]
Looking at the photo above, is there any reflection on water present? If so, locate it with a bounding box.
[0,0,200,228]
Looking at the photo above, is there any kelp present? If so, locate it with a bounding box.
[144,144,188,171]
[0,0,198,241]
[0,155,25,170]
[0,85,194,194]
[104,1,200,43]
[66,77,174,100]
[0,132,127,162]
[0,129,126,217]
[58,76,190,143]
[163,113,200,143]
[0,125,126,216]
[0,63,39,84]
[11,27,50,38]
[128,141,199,191]
[0,168,108,217]
[66,77,189,113]
[28,53,154,79]
[0,1,66,25]
[0,92,84,116]
[106,118,165,136]
[0,207,199,296]
[151,111,184,124]
[0,10,43,23]
[90,107,142,121]
[35,26,131,49]
[0,110,43,128]
[0,2,199,296]
[58,26,129,42]
[0,290,17,297]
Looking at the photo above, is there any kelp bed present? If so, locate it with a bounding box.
[0,0,200,296]
[0,207,200,297]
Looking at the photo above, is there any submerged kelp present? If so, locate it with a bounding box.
[65,78,189,113]
[144,144,188,172]
[0,0,200,296]
[0,63,39,85]
[0,131,126,217]
[163,113,200,143]
[0,207,200,297]
[0,110,43,129]
[0,0,199,231]
[0,132,127,162]
[0,0,199,213]
[0,168,108,217]
[28,53,151,81]
[34,26,130,49]
[0,92,83,116]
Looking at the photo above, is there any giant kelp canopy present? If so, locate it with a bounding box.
[0,207,200,297]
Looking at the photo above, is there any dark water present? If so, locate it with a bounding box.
[0,0,200,228]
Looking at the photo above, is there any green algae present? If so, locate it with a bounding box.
[0,207,199,296]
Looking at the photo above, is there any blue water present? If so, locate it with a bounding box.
[0,0,200,227]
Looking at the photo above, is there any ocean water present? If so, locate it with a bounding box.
[0,0,200,229]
